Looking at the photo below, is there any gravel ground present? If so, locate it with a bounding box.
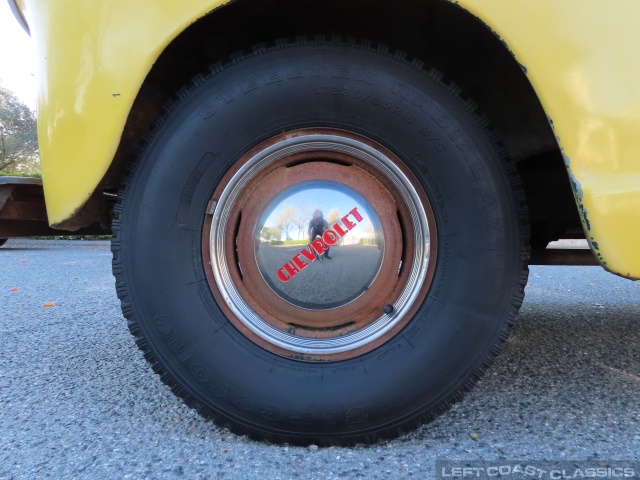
[0,239,639,479]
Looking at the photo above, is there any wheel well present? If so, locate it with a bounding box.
[98,0,582,246]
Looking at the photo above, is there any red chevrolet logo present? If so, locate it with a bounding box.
[277,207,364,282]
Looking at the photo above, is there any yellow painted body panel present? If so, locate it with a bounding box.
[20,0,640,277]
[458,0,640,278]
[20,0,229,222]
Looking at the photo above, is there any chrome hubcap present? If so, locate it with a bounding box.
[255,180,385,310]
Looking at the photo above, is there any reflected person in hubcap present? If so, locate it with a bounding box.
[308,209,331,260]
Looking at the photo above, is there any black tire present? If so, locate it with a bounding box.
[112,38,529,445]
[0,239,7,247]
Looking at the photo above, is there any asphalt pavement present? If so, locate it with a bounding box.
[1,239,639,479]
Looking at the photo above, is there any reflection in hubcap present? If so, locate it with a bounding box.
[255,181,384,310]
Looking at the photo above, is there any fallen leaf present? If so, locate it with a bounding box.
[10,288,18,292]
[526,285,532,289]
[20,260,27,263]
[469,433,479,441]
[42,302,55,307]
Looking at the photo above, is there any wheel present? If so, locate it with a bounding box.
[0,239,7,247]
[112,38,529,444]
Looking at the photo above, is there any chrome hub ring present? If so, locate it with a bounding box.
[205,130,434,358]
